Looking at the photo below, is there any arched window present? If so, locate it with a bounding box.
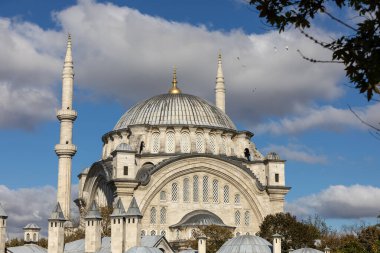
[172,182,178,201]
[160,191,166,202]
[160,207,167,224]
[196,132,205,153]
[203,176,209,202]
[193,175,199,202]
[33,233,37,241]
[141,230,146,236]
[244,211,250,226]
[246,232,250,235]
[150,207,156,224]
[212,179,219,203]
[166,131,175,153]
[26,233,30,241]
[151,132,160,153]
[220,136,227,154]
[223,185,229,203]
[209,134,217,154]
[234,194,241,204]
[151,230,156,236]
[161,230,166,236]
[183,178,190,202]
[236,232,241,237]
[191,229,197,238]
[176,229,180,239]
[181,132,190,153]
[235,211,241,226]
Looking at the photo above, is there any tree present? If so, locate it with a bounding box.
[187,225,233,253]
[257,213,320,250]
[248,0,380,101]
[357,225,380,253]
[100,206,113,237]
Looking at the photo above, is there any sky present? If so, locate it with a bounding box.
[0,0,379,238]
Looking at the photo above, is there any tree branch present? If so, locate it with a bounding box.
[323,10,357,31]
[297,49,343,63]
[348,104,380,132]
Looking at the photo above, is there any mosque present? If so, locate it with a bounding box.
[0,35,327,253]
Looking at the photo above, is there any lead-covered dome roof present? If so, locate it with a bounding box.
[217,235,272,253]
[114,94,236,130]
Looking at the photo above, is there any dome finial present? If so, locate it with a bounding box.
[169,66,181,94]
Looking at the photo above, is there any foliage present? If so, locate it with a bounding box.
[357,226,380,253]
[249,0,380,100]
[187,225,233,253]
[100,206,113,237]
[6,238,25,247]
[257,212,320,250]
[36,238,48,248]
[64,228,85,243]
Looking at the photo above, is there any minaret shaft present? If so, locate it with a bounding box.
[55,34,77,220]
[215,52,225,112]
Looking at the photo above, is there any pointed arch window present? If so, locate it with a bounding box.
[172,182,179,201]
[220,136,227,154]
[141,230,146,236]
[183,178,190,202]
[244,211,250,226]
[193,175,199,202]
[234,194,241,204]
[196,132,205,153]
[181,132,190,153]
[151,132,160,153]
[235,211,241,226]
[209,134,217,154]
[151,230,156,236]
[160,191,166,202]
[223,185,229,203]
[166,131,175,153]
[212,179,219,203]
[203,176,209,202]
[160,207,167,224]
[150,207,156,224]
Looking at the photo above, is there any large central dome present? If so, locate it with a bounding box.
[114,94,236,130]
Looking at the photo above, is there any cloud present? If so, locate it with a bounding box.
[0,0,345,130]
[256,103,380,135]
[0,184,79,239]
[264,143,327,164]
[286,184,380,219]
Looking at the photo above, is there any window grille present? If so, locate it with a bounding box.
[181,132,190,153]
[220,136,227,154]
[203,176,209,202]
[151,230,156,236]
[160,191,166,201]
[166,131,175,153]
[160,207,167,224]
[193,175,199,202]
[212,179,219,203]
[209,134,217,154]
[172,182,178,201]
[141,230,146,236]
[183,178,190,202]
[176,229,180,239]
[191,229,196,238]
[196,133,205,153]
[161,230,166,236]
[150,207,156,224]
[244,211,250,226]
[151,132,160,153]
[223,185,229,203]
[235,211,241,226]
[234,194,241,204]
[246,232,250,235]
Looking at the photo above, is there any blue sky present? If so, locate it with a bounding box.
[0,0,379,237]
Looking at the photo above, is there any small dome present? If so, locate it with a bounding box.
[23,223,41,230]
[266,152,281,160]
[171,210,231,228]
[116,143,134,152]
[114,94,236,130]
[217,235,272,253]
[125,246,162,253]
[291,248,324,253]
[179,248,198,253]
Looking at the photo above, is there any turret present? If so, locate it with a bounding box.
[48,203,66,253]
[272,233,282,253]
[0,203,8,253]
[197,235,207,253]
[55,34,77,220]
[23,224,41,243]
[215,52,225,112]
[111,198,127,253]
[84,201,102,253]
[111,143,137,180]
[124,197,143,250]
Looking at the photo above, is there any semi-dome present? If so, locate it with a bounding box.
[170,210,232,228]
[114,94,236,131]
[216,235,272,253]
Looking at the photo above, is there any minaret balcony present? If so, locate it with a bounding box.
[55,144,77,156]
[56,109,77,121]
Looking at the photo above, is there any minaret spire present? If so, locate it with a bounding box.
[55,34,77,220]
[168,66,181,94]
[215,51,226,112]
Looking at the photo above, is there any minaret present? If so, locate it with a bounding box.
[215,52,226,112]
[48,203,66,253]
[0,203,7,253]
[84,201,102,253]
[111,198,127,253]
[55,34,77,220]
[124,197,143,250]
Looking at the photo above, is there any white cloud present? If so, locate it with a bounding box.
[264,143,327,164]
[256,103,380,135]
[0,184,79,239]
[0,0,346,130]
[286,185,380,219]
